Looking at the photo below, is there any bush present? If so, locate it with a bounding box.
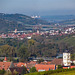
[30,67,37,73]
[58,65,63,69]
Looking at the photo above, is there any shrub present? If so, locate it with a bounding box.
[30,67,37,73]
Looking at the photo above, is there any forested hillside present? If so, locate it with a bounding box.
[59,19,75,25]
[0,13,50,33]
[0,34,75,61]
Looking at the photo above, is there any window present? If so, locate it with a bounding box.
[64,56,66,58]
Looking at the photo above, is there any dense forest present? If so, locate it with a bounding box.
[0,33,75,61]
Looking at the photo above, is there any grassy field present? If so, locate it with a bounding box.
[50,70,75,75]
[25,70,75,75]
[25,68,75,75]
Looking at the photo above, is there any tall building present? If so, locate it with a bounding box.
[37,30,39,34]
[63,52,71,66]
[15,29,17,33]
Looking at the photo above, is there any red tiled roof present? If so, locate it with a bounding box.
[0,62,11,70]
[63,66,75,69]
[51,58,63,65]
[63,67,68,69]
[17,62,26,67]
[0,61,28,74]
[47,62,51,64]
[14,63,17,66]
[70,66,75,68]
[35,64,55,71]
[41,61,51,65]
[29,61,36,64]
[26,63,36,69]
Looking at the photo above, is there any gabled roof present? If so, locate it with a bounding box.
[9,61,15,68]
[0,62,11,70]
[50,58,63,65]
[0,61,27,74]
[41,61,51,65]
[17,62,26,67]
[29,61,36,64]
[35,64,55,71]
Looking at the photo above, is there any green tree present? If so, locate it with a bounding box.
[18,45,29,61]
[28,39,35,56]
[0,69,6,74]
[58,65,63,69]
[30,67,37,73]
[28,39,35,47]
[13,70,19,75]
[22,66,29,75]
[37,59,44,64]
[71,54,75,60]
[0,44,17,57]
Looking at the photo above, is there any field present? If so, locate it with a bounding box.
[50,70,75,75]
[25,68,75,75]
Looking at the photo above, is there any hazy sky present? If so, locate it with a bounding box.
[0,0,75,16]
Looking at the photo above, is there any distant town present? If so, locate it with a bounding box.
[0,25,75,40]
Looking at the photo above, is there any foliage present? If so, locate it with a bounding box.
[30,67,37,73]
[71,54,75,60]
[58,65,63,69]
[0,69,6,74]
[18,45,29,61]
[0,44,17,57]
[0,34,75,61]
[25,68,75,75]
[0,13,50,33]
[37,59,44,64]
[4,70,12,75]
[13,70,19,75]
[22,66,29,75]
[28,39,35,47]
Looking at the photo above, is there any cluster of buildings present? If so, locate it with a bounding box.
[31,15,40,18]
[0,27,75,40]
[49,27,75,35]
[0,30,40,40]
[0,52,75,74]
[0,57,27,75]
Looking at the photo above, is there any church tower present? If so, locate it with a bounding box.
[63,52,71,66]
[3,57,8,62]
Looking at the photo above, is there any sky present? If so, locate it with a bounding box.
[0,0,75,16]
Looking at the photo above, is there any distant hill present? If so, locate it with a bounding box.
[41,15,75,26]
[0,13,75,33]
[59,19,75,25]
[41,15,75,22]
[0,13,50,33]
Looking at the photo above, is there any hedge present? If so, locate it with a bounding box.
[25,68,75,75]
